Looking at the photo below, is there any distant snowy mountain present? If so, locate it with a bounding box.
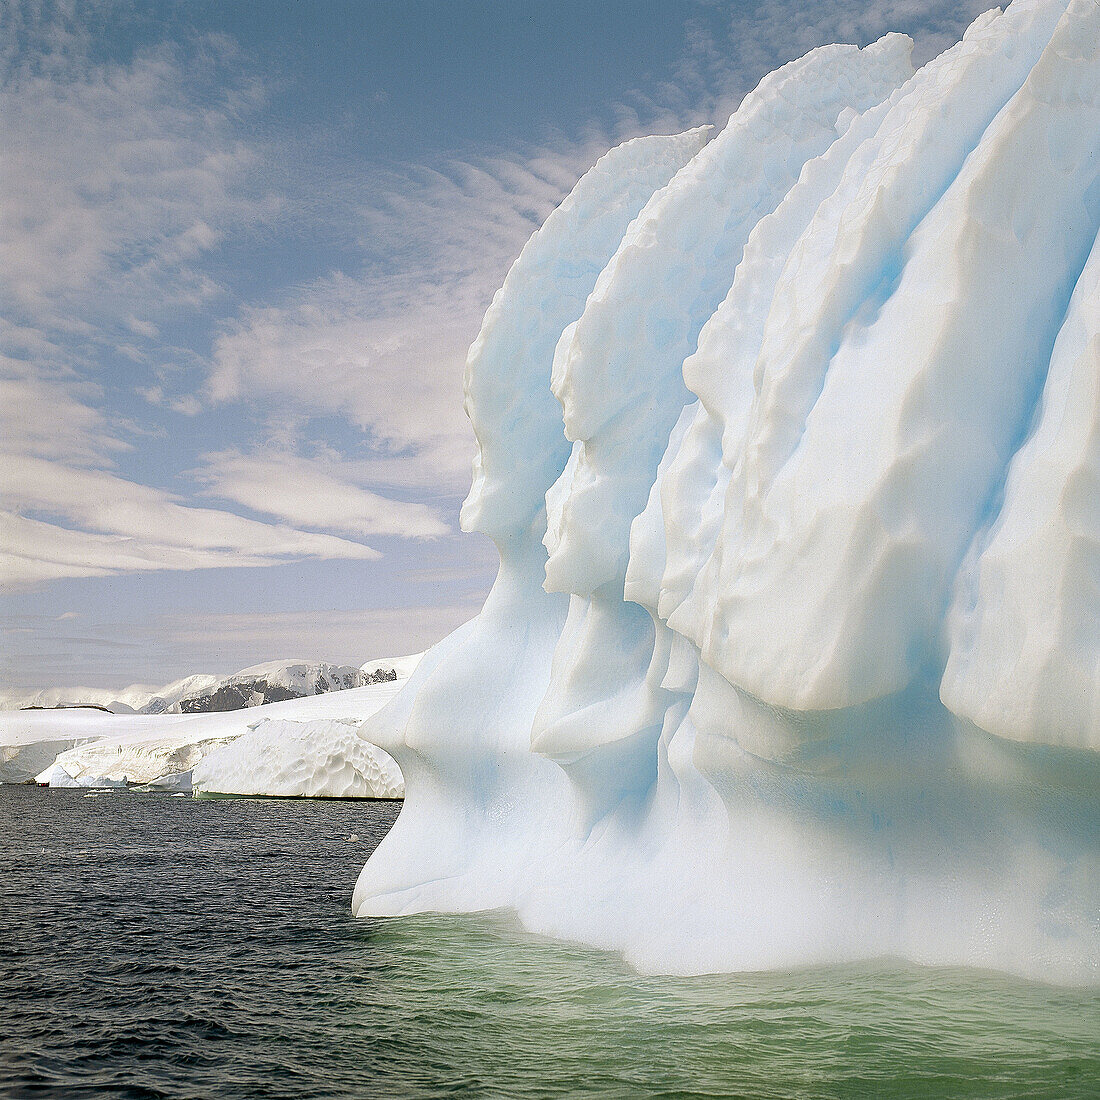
[360,653,423,681]
[0,683,187,714]
[172,661,364,713]
[130,675,224,714]
[3,656,423,716]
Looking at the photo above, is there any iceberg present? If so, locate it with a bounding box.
[192,718,404,799]
[354,1,1100,986]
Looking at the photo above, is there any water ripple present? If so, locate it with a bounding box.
[1,785,1097,1099]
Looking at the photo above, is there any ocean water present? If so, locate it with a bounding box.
[1,785,1096,1099]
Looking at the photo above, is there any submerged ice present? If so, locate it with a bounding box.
[354,0,1100,985]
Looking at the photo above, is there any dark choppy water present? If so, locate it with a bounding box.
[1,785,1097,1099]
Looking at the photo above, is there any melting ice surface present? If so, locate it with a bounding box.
[354,1,1100,985]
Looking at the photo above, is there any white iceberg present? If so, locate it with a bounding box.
[36,722,235,788]
[34,761,129,789]
[192,719,404,799]
[353,1,1100,987]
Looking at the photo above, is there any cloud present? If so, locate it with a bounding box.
[1,454,384,557]
[203,135,614,493]
[192,448,451,539]
[0,453,382,591]
[0,23,274,334]
[0,12,409,589]
[0,354,124,465]
[0,338,402,589]
[207,271,477,486]
[1,510,296,588]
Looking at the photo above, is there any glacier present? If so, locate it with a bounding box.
[353,0,1100,986]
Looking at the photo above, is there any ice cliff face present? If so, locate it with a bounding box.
[354,1,1100,985]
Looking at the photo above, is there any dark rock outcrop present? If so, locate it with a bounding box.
[362,667,398,685]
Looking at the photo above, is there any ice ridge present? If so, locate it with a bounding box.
[354,2,1100,986]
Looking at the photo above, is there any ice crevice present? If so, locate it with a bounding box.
[354,0,1100,986]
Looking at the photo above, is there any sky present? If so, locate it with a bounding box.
[0,0,990,694]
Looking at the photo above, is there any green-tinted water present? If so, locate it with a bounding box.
[2,786,1096,1098]
[352,914,1099,1099]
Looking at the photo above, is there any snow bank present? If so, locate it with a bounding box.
[39,723,236,788]
[354,2,1100,986]
[34,761,129,789]
[0,708,179,784]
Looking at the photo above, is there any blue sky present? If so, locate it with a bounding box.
[1,0,987,692]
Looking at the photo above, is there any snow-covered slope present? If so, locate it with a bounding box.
[353,2,1100,986]
[361,653,424,681]
[0,708,134,784]
[134,674,232,714]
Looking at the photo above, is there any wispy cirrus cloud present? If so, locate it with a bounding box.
[0,30,274,335]
[191,448,450,540]
[0,355,124,465]
[200,146,633,505]
[0,510,374,589]
[0,350,391,590]
[0,455,380,592]
[206,271,477,478]
[0,5,396,590]
[202,138,613,494]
